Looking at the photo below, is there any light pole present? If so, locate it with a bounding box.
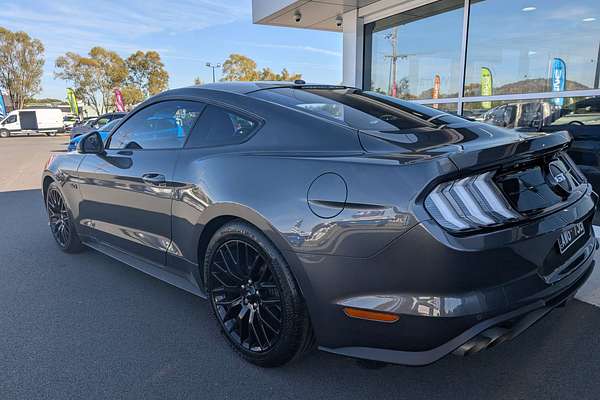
[206,62,221,83]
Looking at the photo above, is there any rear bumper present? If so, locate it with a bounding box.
[287,186,598,366]
[320,252,594,366]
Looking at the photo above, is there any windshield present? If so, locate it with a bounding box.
[250,87,466,132]
[100,118,121,132]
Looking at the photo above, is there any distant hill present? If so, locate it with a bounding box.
[26,98,68,106]
[376,77,591,101]
[463,78,590,97]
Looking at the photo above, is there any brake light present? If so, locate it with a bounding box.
[425,171,520,232]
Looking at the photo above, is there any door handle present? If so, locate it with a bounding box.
[142,173,166,187]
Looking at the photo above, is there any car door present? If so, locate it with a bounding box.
[170,104,260,269]
[77,100,205,265]
[3,114,18,131]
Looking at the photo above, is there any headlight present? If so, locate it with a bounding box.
[425,171,520,232]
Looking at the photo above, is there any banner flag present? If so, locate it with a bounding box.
[432,74,441,109]
[114,88,125,112]
[66,88,79,116]
[550,58,566,106]
[480,67,493,109]
[0,92,6,117]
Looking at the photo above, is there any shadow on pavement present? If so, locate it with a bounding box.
[1,189,599,400]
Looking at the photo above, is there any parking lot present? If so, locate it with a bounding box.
[1,136,600,399]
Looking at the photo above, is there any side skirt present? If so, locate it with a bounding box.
[82,238,207,298]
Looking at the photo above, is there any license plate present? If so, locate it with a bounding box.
[557,222,585,254]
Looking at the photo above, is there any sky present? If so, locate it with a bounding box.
[0,0,343,100]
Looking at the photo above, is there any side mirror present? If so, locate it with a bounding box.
[77,131,104,154]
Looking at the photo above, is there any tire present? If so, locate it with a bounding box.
[0,129,9,138]
[46,131,57,137]
[204,220,314,367]
[45,182,84,253]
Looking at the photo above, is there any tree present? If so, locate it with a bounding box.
[258,67,302,81]
[119,85,145,108]
[221,54,301,82]
[221,54,259,81]
[55,47,127,115]
[0,27,45,110]
[126,51,169,96]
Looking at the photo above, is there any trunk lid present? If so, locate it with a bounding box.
[358,121,572,170]
[359,122,587,222]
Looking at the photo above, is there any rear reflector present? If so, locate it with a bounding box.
[343,307,399,323]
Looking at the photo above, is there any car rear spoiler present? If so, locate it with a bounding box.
[449,130,572,173]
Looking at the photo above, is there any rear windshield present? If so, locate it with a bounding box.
[250,87,466,132]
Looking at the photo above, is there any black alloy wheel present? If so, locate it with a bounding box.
[205,221,313,367]
[209,239,283,352]
[46,183,83,253]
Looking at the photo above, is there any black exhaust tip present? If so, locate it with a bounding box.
[453,326,509,356]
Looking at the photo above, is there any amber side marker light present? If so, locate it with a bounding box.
[343,307,399,323]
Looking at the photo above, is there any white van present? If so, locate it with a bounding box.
[0,108,64,138]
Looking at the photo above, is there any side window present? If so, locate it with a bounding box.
[186,105,257,148]
[7,115,17,124]
[94,117,110,128]
[108,101,204,150]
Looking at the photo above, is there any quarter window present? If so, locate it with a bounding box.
[109,101,204,150]
[186,105,257,148]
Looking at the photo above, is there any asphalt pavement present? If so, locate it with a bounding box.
[1,136,600,400]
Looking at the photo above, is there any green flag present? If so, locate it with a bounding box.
[480,67,493,109]
[66,88,79,116]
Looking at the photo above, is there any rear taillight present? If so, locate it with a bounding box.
[425,171,520,232]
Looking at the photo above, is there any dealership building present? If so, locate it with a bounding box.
[252,0,600,127]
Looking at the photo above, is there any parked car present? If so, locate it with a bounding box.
[67,118,123,152]
[552,97,600,126]
[0,108,63,138]
[62,115,78,132]
[72,116,96,127]
[42,82,597,367]
[480,101,554,130]
[69,112,127,140]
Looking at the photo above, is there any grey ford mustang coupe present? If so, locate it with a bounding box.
[42,82,597,367]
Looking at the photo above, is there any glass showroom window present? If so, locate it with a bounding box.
[365,0,464,101]
[465,0,600,98]
[463,96,600,130]
[425,102,458,114]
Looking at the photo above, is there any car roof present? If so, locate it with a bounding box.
[98,112,127,118]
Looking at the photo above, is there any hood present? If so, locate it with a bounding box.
[359,121,571,172]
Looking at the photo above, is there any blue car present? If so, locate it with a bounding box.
[67,118,122,152]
